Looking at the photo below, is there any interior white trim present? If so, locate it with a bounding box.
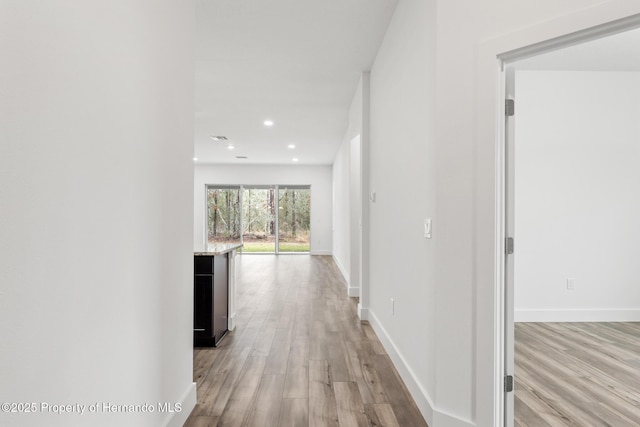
[332,255,350,285]
[432,411,477,427]
[228,250,236,331]
[515,309,640,323]
[228,313,237,331]
[367,309,434,426]
[360,72,371,334]
[368,309,475,427]
[163,382,197,427]
[333,254,359,297]
[357,304,368,321]
[499,13,640,64]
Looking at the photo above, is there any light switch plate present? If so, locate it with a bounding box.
[424,218,432,239]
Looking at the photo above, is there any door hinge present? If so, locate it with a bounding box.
[505,237,514,255]
[505,99,515,117]
[504,375,514,393]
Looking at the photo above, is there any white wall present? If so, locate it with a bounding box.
[367,0,437,424]
[349,135,362,298]
[331,134,361,297]
[332,75,366,296]
[332,140,351,280]
[193,164,332,254]
[514,70,640,322]
[0,2,196,427]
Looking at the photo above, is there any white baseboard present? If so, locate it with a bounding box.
[310,250,332,256]
[368,310,434,426]
[432,410,476,427]
[229,312,237,331]
[332,256,350,286]
[515,308,640,323]
[357,303,368,321]
[368,310,474,427]
[163,382,197,427]
[333,257,358,298]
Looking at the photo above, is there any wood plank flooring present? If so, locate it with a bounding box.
[184,255,428,427]
[515,322,640,427]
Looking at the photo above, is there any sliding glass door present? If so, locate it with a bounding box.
[278,186,311,253]
[206,184,311,253]
[206,186,241,245]
[241,187,276,253]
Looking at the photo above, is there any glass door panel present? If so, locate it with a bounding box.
[241,187,276,253]
[206,186,241,245]
[277,187,311,253]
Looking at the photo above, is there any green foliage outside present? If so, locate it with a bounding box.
[206,186,311,253]
[207,188,241,242]
[241,188,277,239]
[276,188,311,243]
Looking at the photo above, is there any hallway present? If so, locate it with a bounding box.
[184,255,428,427]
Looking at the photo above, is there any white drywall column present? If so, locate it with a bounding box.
[333,74,369,305]
[333,143,352,280]
[0,2,196,427]
[368,1,437,424]
[228,250,238,330]
[359,73,371,319]
[349,135,362,298]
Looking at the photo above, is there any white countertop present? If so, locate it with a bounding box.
[194,242,243,256]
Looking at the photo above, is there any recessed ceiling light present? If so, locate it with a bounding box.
[210,136,228,142]
[292,158,299,162]
[236,156,248,159]
[264,120,274,127]
[193,157,198,161]
[227,145,235,150]
[288,144,295,149]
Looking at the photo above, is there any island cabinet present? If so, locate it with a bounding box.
[193,254,228,346]
[194,243,241,347]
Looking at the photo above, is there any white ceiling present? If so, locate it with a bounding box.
[194,0,398,166]
[513,26,640,71]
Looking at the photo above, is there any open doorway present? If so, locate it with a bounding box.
[502,23,640,427]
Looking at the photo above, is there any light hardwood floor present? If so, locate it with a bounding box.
[184,255,428,427]
[515,322,640,427]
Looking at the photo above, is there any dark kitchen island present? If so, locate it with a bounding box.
[193,243,242,347]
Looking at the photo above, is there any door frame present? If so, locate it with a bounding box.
[490,12,640,427]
